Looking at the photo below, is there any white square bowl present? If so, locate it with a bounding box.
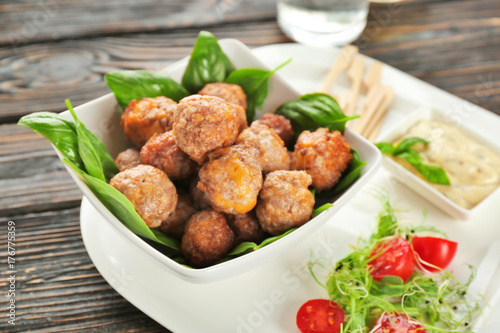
[55,39,382,283]
[379,106,500,220]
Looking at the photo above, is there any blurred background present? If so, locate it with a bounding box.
[0,0,499,332]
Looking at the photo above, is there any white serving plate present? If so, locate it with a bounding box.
[58,39,381,283]
[378,106,500,220]
[80,43,500,332]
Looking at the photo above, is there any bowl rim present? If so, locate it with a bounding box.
[378,105,500,219]
[56,38,382,283]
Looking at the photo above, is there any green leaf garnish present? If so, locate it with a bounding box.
[104,70,190,110]
[17,112,85,171]
[310,194,481,332]
[376,137,450,185]
[64,159,180,250]
[181,31,234,93]
[276,93,358,137]
[225,58,291,122]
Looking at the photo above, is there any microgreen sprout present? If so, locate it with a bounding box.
[310,194,481,332]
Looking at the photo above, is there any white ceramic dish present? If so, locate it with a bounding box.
[78,43,500,333]
[56,39,382,283]
[378,106,500,220]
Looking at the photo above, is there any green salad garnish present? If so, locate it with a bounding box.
[376,137,450,185]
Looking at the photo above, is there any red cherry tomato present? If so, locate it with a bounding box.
[372,312,427,333]
[296,299,345,333]
[368,237,415,283]
[412,236,458,272]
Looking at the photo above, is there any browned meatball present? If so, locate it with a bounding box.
[256,170,314,235]
[115,148,141,171]
[198,82,247,110]
[181,209,235,267]
[189,176,210,210]
[236,123,290,174]
[253,113,294,146]
[121,96,177,147]
[198,145,263,215]
[140,131,197,180]
[198,83,248,133]
[159,191,197,238]
[173,95,239,164]
[109,165,177,228]
[292,128,352,192]
[227,211,265,244]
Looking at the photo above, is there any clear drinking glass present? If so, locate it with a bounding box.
[277,0,370,46]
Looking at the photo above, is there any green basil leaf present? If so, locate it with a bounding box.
[17,112,85,171]
[227,242,258,256]
[64,159,180,250]
[375,142,396,155]
[396,149,423,165]
[66,100,106,182]
[181,31,234,93]
[395,137,429,154]
[225,58,291,123]
[105,70,190,110]
[348,312,366,331]
[255,228,296,250]
[312,203,333,218]
[415,164,451,185]
[276,93,358,136]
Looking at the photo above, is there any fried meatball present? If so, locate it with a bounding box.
[181,209,235,267]
[140,131,197,180]
[159,191,197,238]
[198,82,247,110]
[109,165,177,228]
[227,211,265,244]
[256,170,314,235]
[292,128,352,192]
[198,145,263,215]
[115,148,141,171]
[121,96,177,147]
[253,113,294,146]
[173,95,239,164]
[189,176,210,210]
[198,83,248,133]
[236,123,290,174]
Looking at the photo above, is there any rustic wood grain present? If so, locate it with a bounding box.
[1,0,500,332]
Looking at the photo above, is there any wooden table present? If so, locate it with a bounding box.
[1,0,499,331]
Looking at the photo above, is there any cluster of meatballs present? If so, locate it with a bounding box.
[110,82,353,267]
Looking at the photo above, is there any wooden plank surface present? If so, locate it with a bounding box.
[0,0,499,332]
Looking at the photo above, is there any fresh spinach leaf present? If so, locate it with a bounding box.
[376,137,450,185]
[414,164,450,185]
[312,203,334,218]
[85,129,120,182]
[64,159,180,250]
[227,228,297,256]
[105,70,190,110]
[225,58,291,123]
[17,112,85,171]
[375,142,395,155]
[181,31,234,93]
[66,100,106,182]
[276,93,358,137]
[394,137,429,154]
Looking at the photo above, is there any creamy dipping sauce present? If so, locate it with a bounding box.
[393,120,500,209]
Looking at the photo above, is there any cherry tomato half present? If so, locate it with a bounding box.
[412,236,458,272]
[372,312,427,333]
[296,299,345,333]
[368,237,415,283]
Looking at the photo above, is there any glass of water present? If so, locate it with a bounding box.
[277,0,369,46]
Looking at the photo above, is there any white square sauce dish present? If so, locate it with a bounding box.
[53,38,382,283]
[378,106,500,220]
